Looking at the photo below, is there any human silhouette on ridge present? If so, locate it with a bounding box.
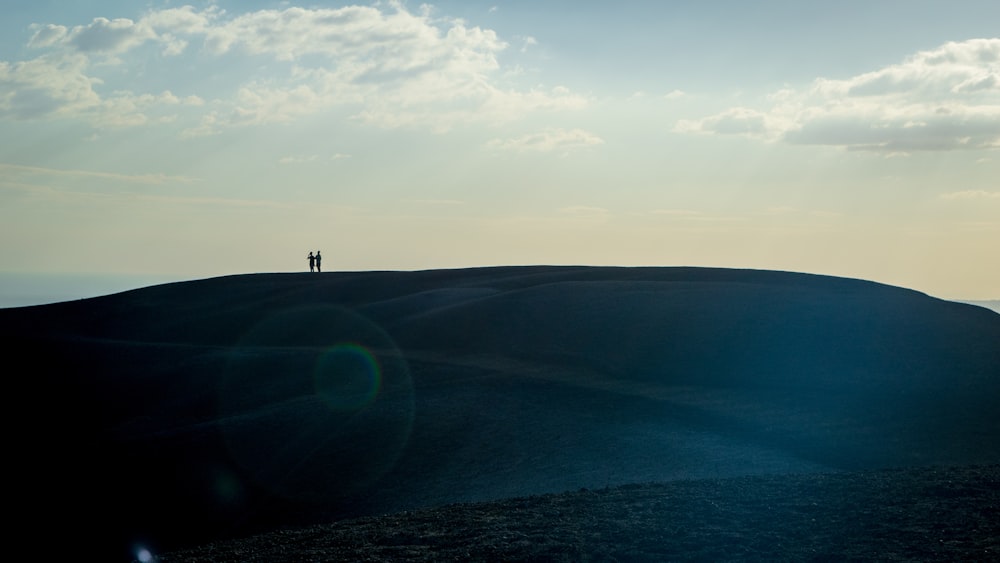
[315,250,322,273]
[307,251,316,272]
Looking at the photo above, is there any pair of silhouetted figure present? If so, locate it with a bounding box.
[307,251,322,272]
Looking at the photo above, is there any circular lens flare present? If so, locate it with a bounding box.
[218,304,415,504]
[314,343,381,412]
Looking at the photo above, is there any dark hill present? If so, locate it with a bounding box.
[3,266,998,561]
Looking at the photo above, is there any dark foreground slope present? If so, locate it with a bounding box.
[3,266,998,560]
[160,464,1000,562]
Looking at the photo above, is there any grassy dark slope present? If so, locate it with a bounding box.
[2,266,998,560]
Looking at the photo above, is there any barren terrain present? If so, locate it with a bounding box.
[3,266,997,561]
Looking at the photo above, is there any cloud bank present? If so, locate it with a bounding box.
[1,3,584,133]
[677,38,1000,153]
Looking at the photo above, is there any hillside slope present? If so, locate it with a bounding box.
[3,266,998,560]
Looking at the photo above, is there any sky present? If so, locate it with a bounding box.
[1,0,998,301]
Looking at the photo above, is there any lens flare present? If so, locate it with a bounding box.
[314,343,381,412]
[218,304,415,504]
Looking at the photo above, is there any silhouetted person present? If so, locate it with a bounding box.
[315,251,322,273]
[308,251,315,272]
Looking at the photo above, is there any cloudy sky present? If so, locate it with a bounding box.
[1,0,998,299]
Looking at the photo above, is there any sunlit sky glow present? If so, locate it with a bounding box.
[1,1,998,299]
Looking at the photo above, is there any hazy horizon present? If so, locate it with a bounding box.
[1,269,997,312]
[2,1,998,299]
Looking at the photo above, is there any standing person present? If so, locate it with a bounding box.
[307,251,315,272]
[315,250,322,273]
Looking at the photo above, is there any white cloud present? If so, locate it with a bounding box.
[196,5,450,61]
[69,17,157,54]
[0,47,199,127]
[0,53,104,120]
[486,128,604,152]
[28,24,68,48]
[180,113,220,138]
[675,107,778,139]
[678,38,1000,152]
[142,5,218,38]
[4,3,585,132]
[229,83,326,125]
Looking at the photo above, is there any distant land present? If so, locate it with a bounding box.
[3,266,999,561]
[0,272,187,308]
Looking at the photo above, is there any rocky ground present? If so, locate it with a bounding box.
[156,463,1000,562]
